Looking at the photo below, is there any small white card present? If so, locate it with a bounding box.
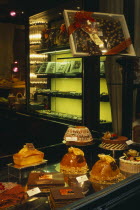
[126,140,134,145]
[66,137,77,141]
[76,175,88,183]
[27,187,41,197]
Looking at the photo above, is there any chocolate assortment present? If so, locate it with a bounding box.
[64,10,134,56]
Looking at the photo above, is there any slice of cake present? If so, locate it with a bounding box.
[101,131,128,150]
[13,143,44,166]
[119,149,140,174]
[27,171,65,192]
[64,126,93,145]
[60,147,88,174]
[49,186,84,209]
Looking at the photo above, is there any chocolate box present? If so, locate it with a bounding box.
[63,10,135,57]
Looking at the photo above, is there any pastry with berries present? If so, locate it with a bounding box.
[119,149,140,174]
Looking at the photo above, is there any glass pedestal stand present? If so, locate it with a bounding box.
[7,160,48,183]
[99,144,128,163]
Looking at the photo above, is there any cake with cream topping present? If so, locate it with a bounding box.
[119,149,140,174]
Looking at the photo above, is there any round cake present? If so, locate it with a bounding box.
[90,154,125,191]
[119,149,140,174]
[60,147,88,174]
[101,131,128,150]
[64,126,93,146]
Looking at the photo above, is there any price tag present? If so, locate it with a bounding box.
[27,187,41,197]
[126,140,134,145]
[66,137,77,141]
[76,175,88,183]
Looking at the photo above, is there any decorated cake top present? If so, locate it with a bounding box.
[90,154,122,182]
[14,143,44,157]
[98,154,116,163]
[123,149,140,161]
[68,147,84,156]
[102,131,118,140]
[60,146,87,170]
[102,131,128,142]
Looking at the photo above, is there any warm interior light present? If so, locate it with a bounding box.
[13,67,19,72]
[10,11,17,17]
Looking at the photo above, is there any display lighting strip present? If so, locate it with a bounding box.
[41,49,71,54]
[30,53,48,62]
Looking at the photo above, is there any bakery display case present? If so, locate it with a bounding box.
[1,141,140,209]
[28,2,84,126]
[26,1,118,134]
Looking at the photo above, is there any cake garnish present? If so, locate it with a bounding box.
[103,131,118,140]
[98,154,116,163]
[123,149,140,161]
[76,155,85,163]
[110,161,118,171]
[68,147,84,156]
[98,154,118,170]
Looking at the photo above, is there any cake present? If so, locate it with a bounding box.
[13,143,44,166]
[64,126,93,145]
[119,149,140,174]
[49,186,84,209]
[27,171,65,192]
[60,147,88,174]
[90,154,125,191]
[0,184,25,209]
[101,131,128,150]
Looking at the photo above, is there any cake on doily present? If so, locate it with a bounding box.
[13,143,44,166]
[60,147,88,174]
[101,131,128,150]
[64,126,93,145]
[119,149,140,174]
[90,154,125,191]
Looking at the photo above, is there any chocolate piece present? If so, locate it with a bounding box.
[110,161,118,171]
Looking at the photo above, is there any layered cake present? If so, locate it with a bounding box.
[60,147,88,174]
[101,131,128,150]
[90,154,125,191]
[0,183,25,209]
[49,186,84,209]
[64,126,93,145]
[27,171,65,192]
[119,149,140,174]
[13,143,44,166]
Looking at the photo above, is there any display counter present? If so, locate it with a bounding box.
[0,142,140,209]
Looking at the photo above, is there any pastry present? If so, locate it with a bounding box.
[90,154,125,191]
[60,147,88,174]
[13,143,44,166]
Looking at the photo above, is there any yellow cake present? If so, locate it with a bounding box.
[13,143,44,166]
[90,154,125,191]
[60,147,88,174]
